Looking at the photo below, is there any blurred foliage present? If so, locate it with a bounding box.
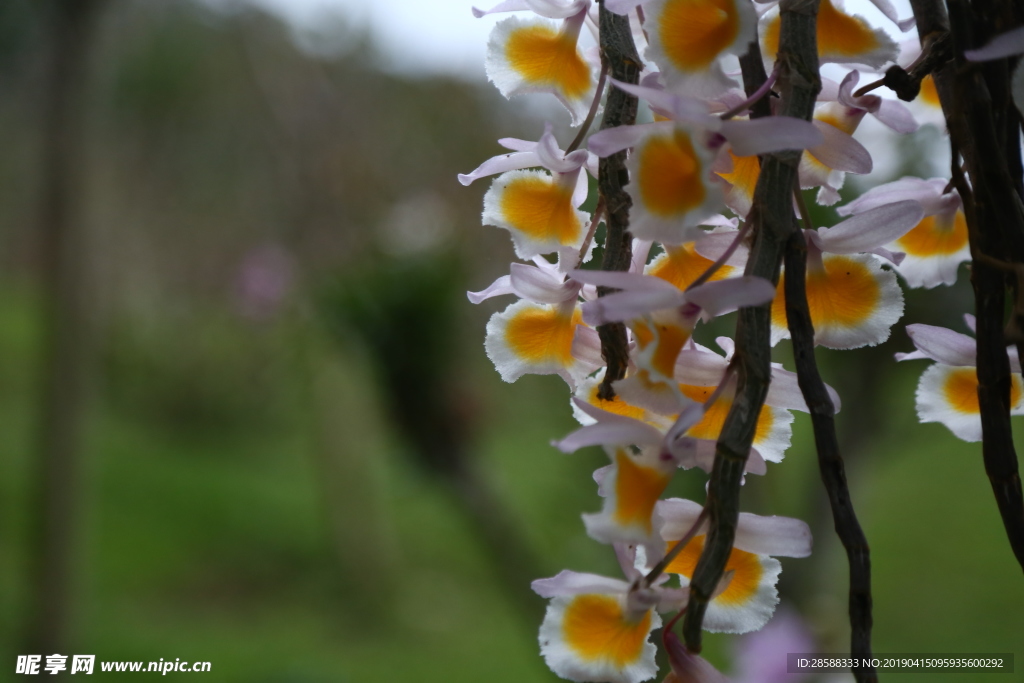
[318,255,469,473]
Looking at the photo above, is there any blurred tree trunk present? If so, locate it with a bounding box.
[24,0,105,655]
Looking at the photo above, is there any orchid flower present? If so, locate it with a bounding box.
[587,81,823,243]
[480,0,598,125]
[653,498,812,633]
[645,219,740,289]
[838,177,968,288]
[768,200,924,349]
[896,317,1024,442]
[583,444,679,544]
[469,258,601,387]
[760,0,899,70]
[673,339,795,464]
[533,546,686,683]
[641,0,758,97]
[571,267,775,411]
[797,71,920,206]
[460,126,596,264]
[557,386,770,477]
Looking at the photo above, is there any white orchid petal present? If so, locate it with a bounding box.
[467,275,515,304]
[721,117,824,156]
[531,570,630,597]
[965,25,1024,62]
[458,151,541,185]
[816,200,924,254]
[808,121,873,174]
[906,323,976,366]
[685,277,776,317]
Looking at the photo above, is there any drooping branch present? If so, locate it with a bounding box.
[910,0,1024,572]
[595,0,641,400]
[784,222,876,683]
[680,0,821,651]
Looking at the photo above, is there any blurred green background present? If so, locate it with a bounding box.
[0,1,1021,681]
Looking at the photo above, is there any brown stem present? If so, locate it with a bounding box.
[595,0,642,400]
[785,206,876,683]
[911,0,1024,573]
[566,61,609,154]
[681,0,822,652]
[739,35,773,121]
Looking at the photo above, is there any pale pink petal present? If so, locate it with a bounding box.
[965,25,1024,62]
[808,121,873,174]
[581,289,685,325]
[587,120,669,157]
[472,0,530,17]
[715,336,735,358]
[837,177,948,216]
[524,0,591,18]
[571,325,605,367]
[897,16,916,31]
[613,543,644,581]
[870,245,905,265]
[555,398,667,451]
[733,513,812,557]
[553,420,665,451]
[815,200,924,253]
[570,268,680,292]
[509,262,578,303]
[609,78,715,126]
[694,231,751,267]
[765,366,843,413]
[818,77,841,101]
[685,277,776,317]
[467,275,515,304]
[458,150,541,185]
[631,239,654,274]
[537,125,591,172]
[610,78,680,117]
[497,136,536,151]
[674,348,730,386]
[572,166,590,207]
[866,0,911,29]
[720,117,823,156]
[905,323,976,366]
[658,499,810,557]
[531,570,630,597]
[874,98,919,133]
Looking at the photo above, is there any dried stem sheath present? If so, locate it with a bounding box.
[595,0,641,400]
[784,226,876,683]
[681,0,821,650]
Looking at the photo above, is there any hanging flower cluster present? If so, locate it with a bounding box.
[457,0,1008,679]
